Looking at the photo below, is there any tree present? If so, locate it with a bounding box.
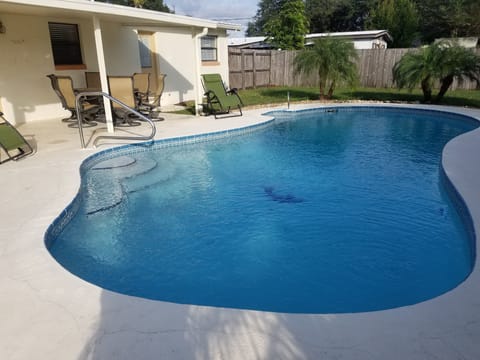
[435,45,480,101]
[247,0,286,36]
[367,0,419,48]
[306,0,372,33]
[413,0,480,43]
[294,37,358,99]
[264,0,309,49]
[393,43,480,103]
[96,0,172,13]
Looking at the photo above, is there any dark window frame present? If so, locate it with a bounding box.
[48,22,84,67]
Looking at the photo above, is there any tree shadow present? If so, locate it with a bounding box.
[78,291,324,359]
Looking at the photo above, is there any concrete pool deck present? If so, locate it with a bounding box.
[1,103,480,360]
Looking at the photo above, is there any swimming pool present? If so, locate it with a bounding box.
[46,106,478,313]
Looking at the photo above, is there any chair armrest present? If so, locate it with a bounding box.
[204,90,216,99]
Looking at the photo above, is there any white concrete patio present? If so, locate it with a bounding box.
[1,103,480,360]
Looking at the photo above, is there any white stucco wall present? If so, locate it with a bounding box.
[154,28,229,106]
[154,28,197,106]
[0,14,141,125]
[0,13,83,124]
[102,23,141,76]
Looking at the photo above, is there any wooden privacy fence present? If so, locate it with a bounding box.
[229,48,480,90]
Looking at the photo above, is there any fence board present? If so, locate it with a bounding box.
[229,48,480,90]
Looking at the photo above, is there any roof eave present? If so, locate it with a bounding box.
[2,0,241,30]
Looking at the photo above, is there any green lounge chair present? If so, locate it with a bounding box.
[0,112,34,163]
[201,73,243,118]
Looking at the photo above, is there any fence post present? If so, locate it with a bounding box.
[240,49,245,90]
[268,50,272,86]
[252,51,257,88]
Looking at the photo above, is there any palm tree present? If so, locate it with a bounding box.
[294,37,358,100]
[393,42,480,103]
[435,45,480,102]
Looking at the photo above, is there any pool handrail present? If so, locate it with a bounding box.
[75,91,156,149]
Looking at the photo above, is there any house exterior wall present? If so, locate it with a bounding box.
[0,13,93,124]
[353,39,388,49]
[154,28,197,106]
[0,12,231,124]
[0,13,141,125]
[200,30,230,82]
[154,28,229,106]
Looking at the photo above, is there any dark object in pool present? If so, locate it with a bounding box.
[264,186,304,203]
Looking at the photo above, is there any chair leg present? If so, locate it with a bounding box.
[61,110,77,123]
[67,110,98,128]
[113,109,141,127]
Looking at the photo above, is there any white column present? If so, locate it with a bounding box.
[93,16,114,133]
[193,27,208,116]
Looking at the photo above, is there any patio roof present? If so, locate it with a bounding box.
[0,0,241,31]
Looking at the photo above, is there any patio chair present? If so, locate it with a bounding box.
[152,73,167,108]
[46,74,99,128]
[85,71,101,90]
[133,73,167,107]
[201,73,243,119]
[133,72,165,121]
[0,112,34,164]
[107,76,142,126]
[133,72,150,107]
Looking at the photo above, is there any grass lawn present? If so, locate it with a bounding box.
[171,86,480,115]
[239,86,480,108]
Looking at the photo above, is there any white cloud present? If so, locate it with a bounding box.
[167,0,258,36]
[168,0,257,21]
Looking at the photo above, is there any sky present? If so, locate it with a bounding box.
[166,0,259,37]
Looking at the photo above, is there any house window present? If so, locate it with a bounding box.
[201,35,217,62]
[48,22,84,66]
[138,35,152,68]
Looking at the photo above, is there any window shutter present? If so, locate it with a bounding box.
[48,23,83,65]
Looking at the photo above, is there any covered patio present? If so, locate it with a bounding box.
[0,0,239,130]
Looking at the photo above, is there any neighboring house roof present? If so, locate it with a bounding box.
[305,30,393,43]
[0,0,241,31]
[434,37,479,48]
[228,30,393,49]
[228,37,268,48]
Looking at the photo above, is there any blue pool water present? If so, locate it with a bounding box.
[47,107,478,313]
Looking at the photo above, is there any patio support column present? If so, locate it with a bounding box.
[93,16,114,133]
[193,27,208,116]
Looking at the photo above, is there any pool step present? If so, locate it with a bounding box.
[83,172,124,215]
[122,159,177,194]
[84,156,158,215]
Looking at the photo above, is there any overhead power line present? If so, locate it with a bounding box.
[211,17,253,21]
